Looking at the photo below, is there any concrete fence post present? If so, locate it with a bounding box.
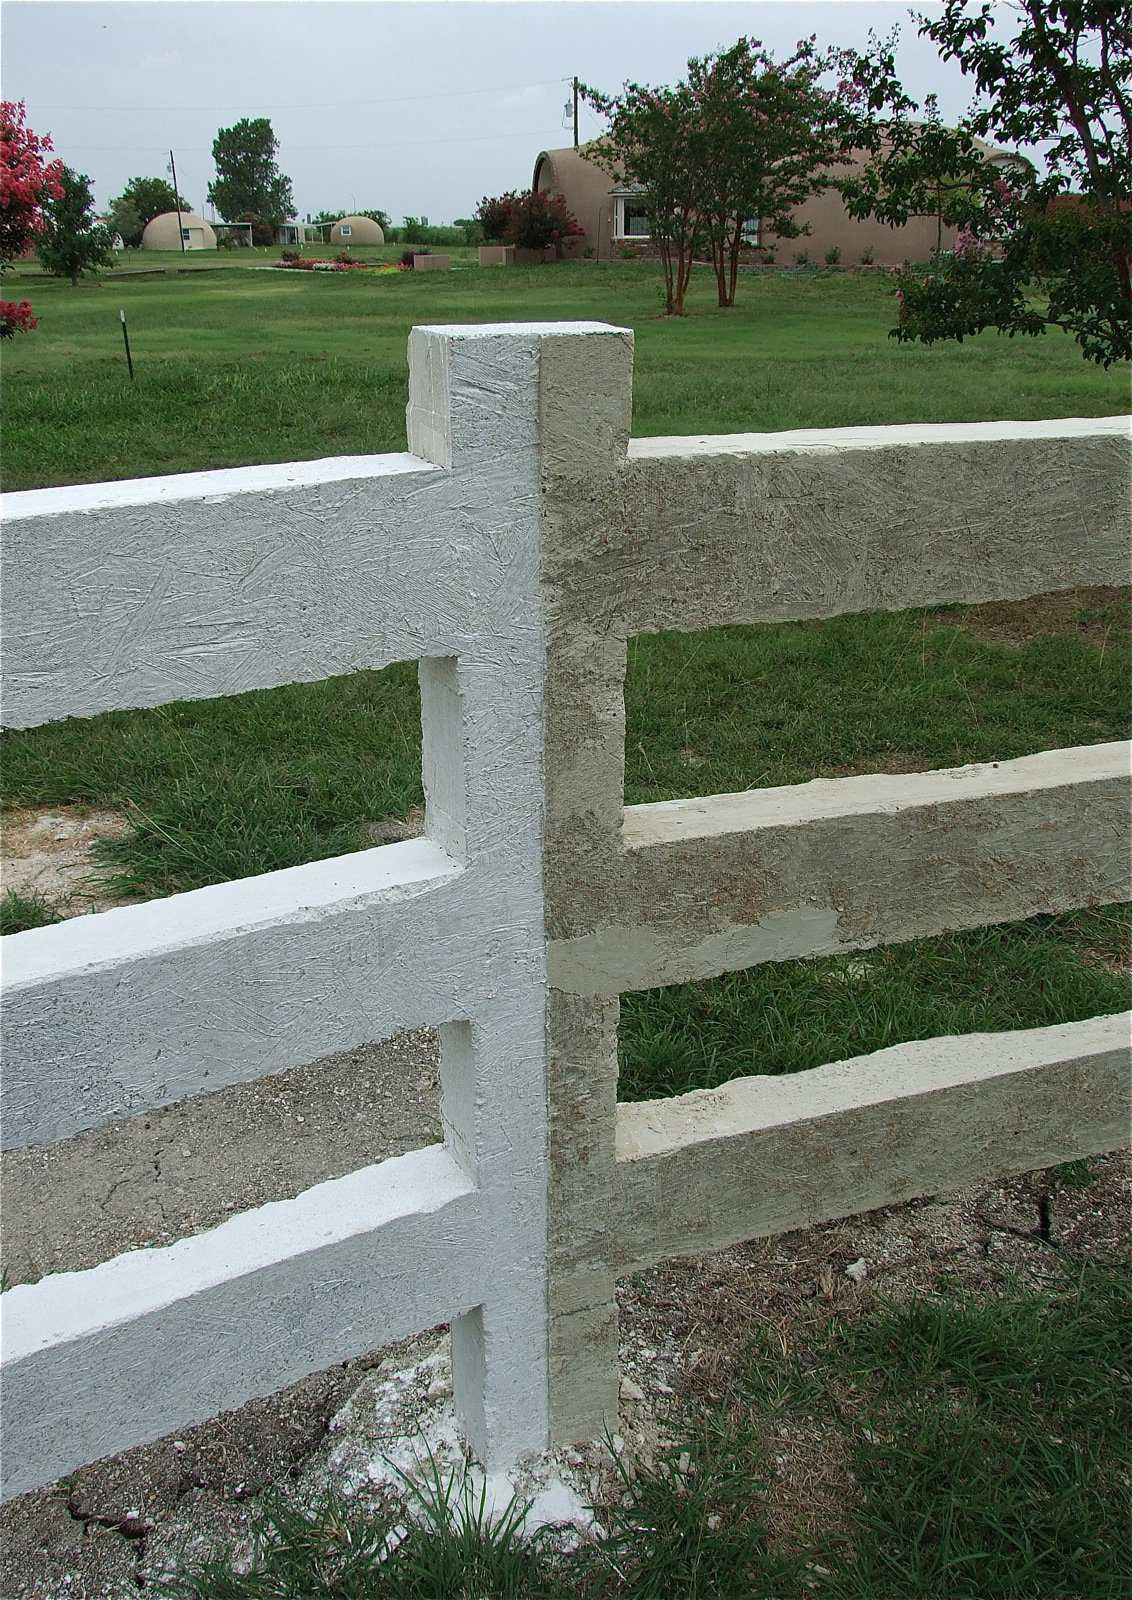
[536,327,635,1443]
[405,320,634,1463]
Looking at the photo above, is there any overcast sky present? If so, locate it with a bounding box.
[4,1,1013,222]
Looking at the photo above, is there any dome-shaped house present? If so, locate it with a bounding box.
[329,214,384,246]
[141,211,217,251]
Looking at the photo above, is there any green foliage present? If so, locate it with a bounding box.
[207,118,294,225]
[36,166,114,283]
[687,37,854,307]
[106,196,142,248]
[842,1,1132,365]
[388,219,466,247]
[111,176,190,243]
[581,78,702,314]
[0,888,62,934]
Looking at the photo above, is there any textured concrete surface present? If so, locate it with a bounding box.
[614,1014,1132,1273]
[550,742,1132,994]
[1,1031,441,1287]
[2,840,462,1149]
[2,322,1129,1491]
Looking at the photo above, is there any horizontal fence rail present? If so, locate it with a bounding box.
[2,1145,479,1501]
[551,742,1131,994]
[1,322,1129,1498]
[614,1014,1130,1275]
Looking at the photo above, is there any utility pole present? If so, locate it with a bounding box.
[573,76,579,148]
[169,149,185,252]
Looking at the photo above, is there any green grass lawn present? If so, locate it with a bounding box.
[3,261,1127,490]
[164,1258,1131,1599]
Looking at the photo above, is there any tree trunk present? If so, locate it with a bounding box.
[726,226,743,307]
[659,241,676,315]
[708,220,729,308]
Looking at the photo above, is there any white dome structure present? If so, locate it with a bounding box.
[330,214,384,245]
[141,211,217,251]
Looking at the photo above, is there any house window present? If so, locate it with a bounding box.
[339,224,352,237]
[741,217,761,245]
[614,197,650,239]
[181,229,192,243]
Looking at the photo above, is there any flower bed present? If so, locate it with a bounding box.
[274,257,401,274]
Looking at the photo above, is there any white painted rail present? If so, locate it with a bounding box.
[1,323,1129,1497]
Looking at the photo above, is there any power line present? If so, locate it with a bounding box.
[30,78,571,115]
[67,126,573,155]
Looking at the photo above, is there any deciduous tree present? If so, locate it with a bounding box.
[1,100,64,265]
[841,2,1131,366]
[207,118,294,225]
[689,36,855,308]
[582,78,701,315]
[110,176,190,245]
[37,165,114,285]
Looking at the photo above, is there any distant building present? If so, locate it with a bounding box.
[329,214,384,246]
[532,141,1027,265]
[141,211,217,251]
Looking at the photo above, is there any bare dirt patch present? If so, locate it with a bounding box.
[1,804,132,915]
[919,583,1129,650]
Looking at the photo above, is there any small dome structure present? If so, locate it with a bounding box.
[141,211,217,251]
[330,214,384,246]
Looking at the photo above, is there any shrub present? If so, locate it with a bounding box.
[860,244,875,266]
[0,299,37,338]
[505,190,583,255]
[824,245,841,266]
[399,248,415,269]
[475,193,515,242]
[237,211,274,247]
[281,247,301,263]
[794,249,810,267]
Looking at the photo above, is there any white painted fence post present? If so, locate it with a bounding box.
[407,320,636,1461]
[407,324,551,1465]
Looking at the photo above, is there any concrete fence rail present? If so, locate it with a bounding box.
[1,321,1129,1499]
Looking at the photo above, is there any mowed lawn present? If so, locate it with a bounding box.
[3,259,1128,489]
[1,264,1128,1089]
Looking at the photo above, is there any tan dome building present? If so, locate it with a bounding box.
[141,211,217,251]
[329,214,384,246]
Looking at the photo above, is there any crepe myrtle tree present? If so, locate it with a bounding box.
[506,190,583,256]
[1,99,64,332]
[840,2,1131,367]
[1,100,64,264]
[689,35,858,308]
[582,78,702,315]
[474,192,516,241]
